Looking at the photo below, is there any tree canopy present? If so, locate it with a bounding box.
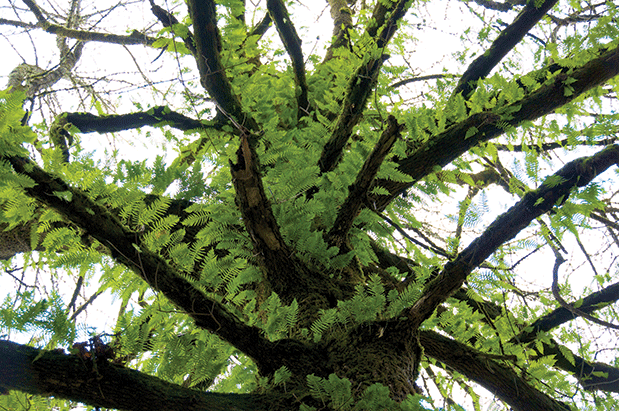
[2,0,619,409]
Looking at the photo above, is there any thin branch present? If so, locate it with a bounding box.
[548,246,619,330]
[69,289,103,322]
[495,135,618,152]
[0,17,37,29]
[21,0,155,46]
[267,0,310,119]
[389,73,456,89]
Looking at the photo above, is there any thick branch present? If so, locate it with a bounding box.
[2,155,276,367]
[187,0,256,132]
[0,340,263,411]
[407,144,619,329]
[327,115,403,247]
[373,44,619,210]
[452,0,559,101]
[317,0,411,174]
[230,132,330,310]
[419,331,571,411]
[324,0,353,61]
[56,108,213,134]
[267,0,310,119]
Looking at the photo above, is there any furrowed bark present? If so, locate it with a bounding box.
[230,132,335,318]
[407,144,619,329]
[419,330,571,411]
[0,340,264,411]
[373,44,619,210]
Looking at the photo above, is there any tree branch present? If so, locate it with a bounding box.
[230,132,332,314]
[327,115,403,248]
[323,0,354,62]
[0,340,264,411]
[419,330,571,411]
[187,0,257,133]
[150,0,197,56]
[373,44,619,210]
[21,0,155,46]
[317,0,412,174]
[267,0,310,119]
[55,108,215,134]
[451,0,559,101]
[2,155,276,367]
[406,144,619,329]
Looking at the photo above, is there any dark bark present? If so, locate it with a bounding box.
[187,0,257,133]
[317,0,412,174]
[267,0,310,119]
[373,45,619,210]
[327,115,403,248]
[56,108,214,134]
[514,280,619,343]
[0,340,265,411]
[1,155,284,372]
[230,131,335,314]
[419,331,571,411]
[150,0,197,56]
[406,145,619,329]
[452,0,559,101]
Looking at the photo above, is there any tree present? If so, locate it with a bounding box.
[1,0,619,409]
